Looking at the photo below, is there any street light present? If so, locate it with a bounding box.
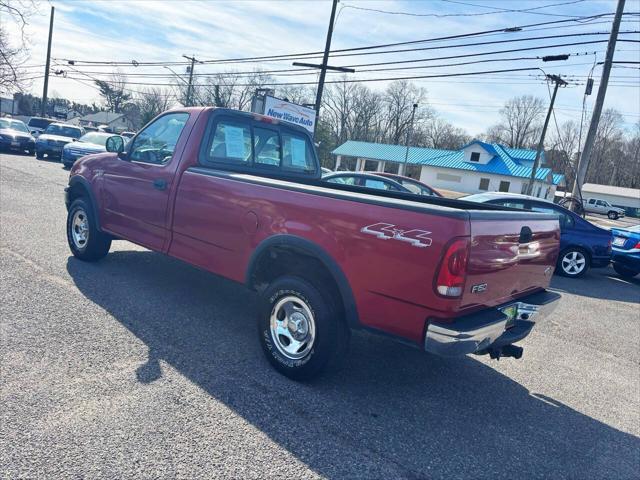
[402,103,418,176]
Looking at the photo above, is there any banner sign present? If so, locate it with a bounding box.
[263,96,316,133]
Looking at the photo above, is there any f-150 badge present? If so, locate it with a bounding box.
[361,222,432,248]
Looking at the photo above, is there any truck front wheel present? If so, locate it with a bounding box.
[258,276,349,381]
[66,198,111,261]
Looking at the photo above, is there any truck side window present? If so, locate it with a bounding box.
[588,199,596,205]
[130,112,189,165]
[254,128,281,167]
[281,133,314,173]
[208,121,252,164]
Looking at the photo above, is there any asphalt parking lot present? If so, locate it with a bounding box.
[1,152,639,479]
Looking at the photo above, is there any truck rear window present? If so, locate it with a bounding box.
[200,116,317,175]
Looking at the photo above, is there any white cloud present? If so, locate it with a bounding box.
[3,0,638,133]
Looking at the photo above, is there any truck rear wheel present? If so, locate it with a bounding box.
[66,198,111,261]
[607,211,619,220]
[258,276,349,381]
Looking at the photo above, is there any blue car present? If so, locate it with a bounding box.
[610,225,640,279]
[462,192,612,278]
[62,131,117,168]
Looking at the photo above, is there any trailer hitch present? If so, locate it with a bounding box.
[488,344,523,360]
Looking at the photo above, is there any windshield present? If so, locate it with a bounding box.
[28,118,52,129]
[79,132,110,146]
[44,124,83,138]
[0,119,29,133]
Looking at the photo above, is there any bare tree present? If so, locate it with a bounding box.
[94,71,131,113]
[276,85,315,106]
[133,87,173,127]
[486,95,545,148]
[0,1,37,94]
[418,117,471,150]
[382,80,430,144]
[586,109,625,186]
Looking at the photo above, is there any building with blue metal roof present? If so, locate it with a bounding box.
[332,139,565,199]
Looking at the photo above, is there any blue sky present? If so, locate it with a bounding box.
[9,0,640,135]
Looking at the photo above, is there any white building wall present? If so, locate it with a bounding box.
[418,165,552,197]
[462,145,493,164]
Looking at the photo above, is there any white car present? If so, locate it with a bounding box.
[583,198,626,220]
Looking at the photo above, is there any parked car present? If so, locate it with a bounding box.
[27,117,54,137]
[462,192,611,278]
[376,172,442,197]
[120,131,135,139]
[323,172,411,192]
[36,123,84,160]
[64,107,561,380]
[584,198,626,220]
[610,225,640,279]
[321,167,332,175]
[0,118,35,155]
[62,131,116,168]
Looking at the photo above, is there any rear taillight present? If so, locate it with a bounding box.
[634,241,640,249]
[435,237,470,298]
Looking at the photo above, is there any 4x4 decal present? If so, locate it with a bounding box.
[360,222,432,248]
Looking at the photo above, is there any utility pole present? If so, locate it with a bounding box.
[292,0,355,132]
[526,74,567,196]
[571,0,625,206]
[41,6,54,117]
[182,54,201,107]
[401,103,419,176]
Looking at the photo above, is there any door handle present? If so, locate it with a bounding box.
[153,179,167,191]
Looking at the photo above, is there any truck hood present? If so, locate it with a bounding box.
[38,134,76,143]
[63,141,106,154]
[0,129,33,141]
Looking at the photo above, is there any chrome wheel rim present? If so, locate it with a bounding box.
[561,251,585,275]
[269,295,316,360]
[71,209,89,250]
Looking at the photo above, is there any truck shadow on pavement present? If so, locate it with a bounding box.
[66,251,639,479]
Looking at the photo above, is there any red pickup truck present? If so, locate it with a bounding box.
[65,107,561,380]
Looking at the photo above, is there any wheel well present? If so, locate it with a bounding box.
[249,245,344,312]
[67,182,89,204]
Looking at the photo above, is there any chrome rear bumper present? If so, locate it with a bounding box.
[424,290,561,357]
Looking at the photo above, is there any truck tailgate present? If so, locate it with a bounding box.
[460,211,560,311]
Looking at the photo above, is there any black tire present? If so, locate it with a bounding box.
[608,211,619,220]
[556,247,590,278]
[36,150,44,160]
[613,263,639,279]
[258,275,350,381]
[66,198,111,261]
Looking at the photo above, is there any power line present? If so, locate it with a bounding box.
[441,0,587,18]
[61,50,605,79]
[53,12,637,67]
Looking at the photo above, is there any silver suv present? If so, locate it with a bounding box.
[584,198,626,220]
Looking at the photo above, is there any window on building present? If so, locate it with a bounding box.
[521,183,528,194]
[436,172,462,183]
[478,178,490,191]
[499,181,510,192]
[470,152,480,162]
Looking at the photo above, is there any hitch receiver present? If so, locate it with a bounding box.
[488,344,523,360]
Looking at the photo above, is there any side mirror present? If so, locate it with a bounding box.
[106,135,125,154]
